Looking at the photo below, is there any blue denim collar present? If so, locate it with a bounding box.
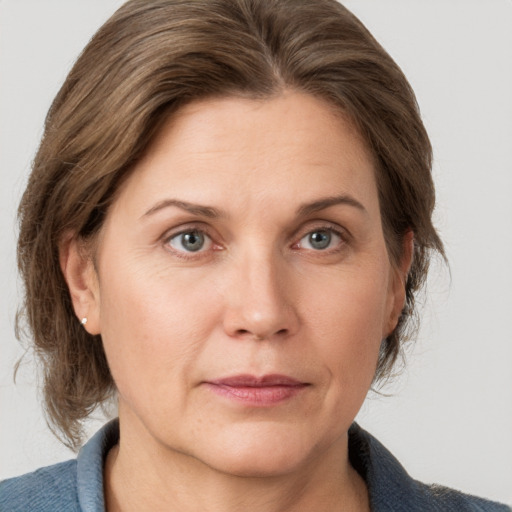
[77,419,119,512]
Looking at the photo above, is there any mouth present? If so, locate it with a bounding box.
[203,374,310,406]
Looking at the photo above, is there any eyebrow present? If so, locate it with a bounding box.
[141,199,224,219]
[296,195,367,217]
[141,194,366,220]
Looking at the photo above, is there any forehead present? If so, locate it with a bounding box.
[148,92,372,170]
[109,91,379,221]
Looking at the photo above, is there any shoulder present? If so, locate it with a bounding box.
[0,419,118,512]
[0,459,80,512]
[414,481,512,512]
[349,423,511,512]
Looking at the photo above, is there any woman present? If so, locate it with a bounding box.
[1,0,510,510]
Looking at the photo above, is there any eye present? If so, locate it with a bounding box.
[298,229,343,251]
[168,230,211,253]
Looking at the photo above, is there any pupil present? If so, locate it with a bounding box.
[182,231,204,251]
[310,231,331,249]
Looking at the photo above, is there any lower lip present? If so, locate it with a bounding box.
[204,383,308,406]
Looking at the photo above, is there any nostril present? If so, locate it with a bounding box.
[234,328,288,339]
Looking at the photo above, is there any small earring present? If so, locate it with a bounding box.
[81,317,88,326]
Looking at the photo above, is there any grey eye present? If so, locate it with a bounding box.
[299,229,341,251]
[309,231,331,249]
[169,230,208,252]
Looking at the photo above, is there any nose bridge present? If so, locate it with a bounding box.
[224,242,297,340]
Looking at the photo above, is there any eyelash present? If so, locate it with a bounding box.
[162,223,349,260]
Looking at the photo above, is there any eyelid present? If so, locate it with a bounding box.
[162,222,209,240]
[293,220,350,242]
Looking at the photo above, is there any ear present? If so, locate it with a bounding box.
[384,230,414,337]
[59,233,101,335]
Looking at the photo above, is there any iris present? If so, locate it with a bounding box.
[173,231,205,252]
[308,231,331,250]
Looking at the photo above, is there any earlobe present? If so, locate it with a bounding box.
[59,234,101,335]
[385,230,414,336]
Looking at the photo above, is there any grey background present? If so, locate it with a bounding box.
[1,0,511,504]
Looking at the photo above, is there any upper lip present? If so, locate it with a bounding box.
[206,374,308,387]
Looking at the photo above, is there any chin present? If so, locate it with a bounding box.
[205,447,308,478]
[187,423,324,478]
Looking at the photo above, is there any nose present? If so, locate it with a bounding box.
[222,250,300,341]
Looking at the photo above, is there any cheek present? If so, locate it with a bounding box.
[302,264,389,381]
[97,257,222,406]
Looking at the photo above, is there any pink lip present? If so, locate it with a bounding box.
[203,374,309,406]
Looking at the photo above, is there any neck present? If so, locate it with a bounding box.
[104,412,369,512]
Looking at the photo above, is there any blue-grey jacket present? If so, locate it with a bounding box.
[1,420,510,511]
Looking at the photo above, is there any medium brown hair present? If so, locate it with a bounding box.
[17,0,444,448]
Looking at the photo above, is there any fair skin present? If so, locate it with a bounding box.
[61,91,412,512]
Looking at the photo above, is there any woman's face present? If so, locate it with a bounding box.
[81,92,407,476]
